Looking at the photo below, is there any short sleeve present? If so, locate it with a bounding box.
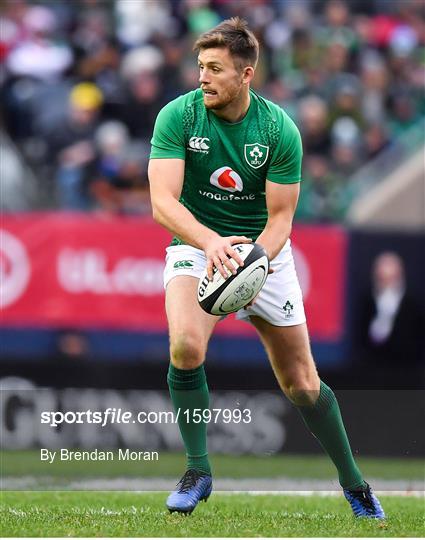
[150,98,186,159]
[266,112,303,184]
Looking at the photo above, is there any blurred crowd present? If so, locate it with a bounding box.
[1,0,424,220]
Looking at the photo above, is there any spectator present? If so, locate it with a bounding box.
[297,155,346,222]
[328,74,364,130]
[117,45,165,140]
[114,0,176,48]
[89,121,151,215]
[42,82,103,209]
[359,50,389,123]
[324,40,350,76]
[330,116,362,175]
[355,252,425,365]
[6,5,73,82]
[364,122,390,159]
[156,38,187,101]
[298,95,332,156]
[387,88,421,135]
[318,0,357,52]
[2,4,73,139]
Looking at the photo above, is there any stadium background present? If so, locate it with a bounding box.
[1,0,424,481]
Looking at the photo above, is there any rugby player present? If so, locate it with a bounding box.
[148,17,384,518]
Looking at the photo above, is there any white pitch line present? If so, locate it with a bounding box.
[2,476,424,496]
[220,490,425,497]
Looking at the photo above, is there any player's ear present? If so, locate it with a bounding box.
[242,66,254,85]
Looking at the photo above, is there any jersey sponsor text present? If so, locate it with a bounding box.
[199,190,256,201]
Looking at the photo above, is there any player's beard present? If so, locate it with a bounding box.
[202,82,242,111]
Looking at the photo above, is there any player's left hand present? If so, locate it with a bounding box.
[244,264,274,308]
[204,234,253,280]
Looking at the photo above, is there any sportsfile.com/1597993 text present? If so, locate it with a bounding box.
[40,408,252,427]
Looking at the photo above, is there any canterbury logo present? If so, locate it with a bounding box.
[173,260,194,269]
[188,137,210,151]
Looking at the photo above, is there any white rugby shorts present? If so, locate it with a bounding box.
[163,240,306,327]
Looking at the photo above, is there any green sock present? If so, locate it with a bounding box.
[167,364,211,475]
[297,381,364,490]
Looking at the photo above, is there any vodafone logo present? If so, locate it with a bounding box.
[210,166,243,192]
[0,230,31,309]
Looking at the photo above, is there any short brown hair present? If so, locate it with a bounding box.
[193,17,259,71]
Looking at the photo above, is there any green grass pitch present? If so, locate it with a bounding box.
[2,450,424,481]
[1,452,423,536]
[1,491,424,537]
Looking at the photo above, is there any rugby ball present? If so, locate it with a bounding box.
[197,243,269,315]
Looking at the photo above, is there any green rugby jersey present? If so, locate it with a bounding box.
[150,88,302,244]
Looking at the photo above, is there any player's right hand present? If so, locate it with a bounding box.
[203,235,252,280]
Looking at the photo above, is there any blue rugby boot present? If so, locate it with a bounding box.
[344,482,385,519]
[166,469,212,514]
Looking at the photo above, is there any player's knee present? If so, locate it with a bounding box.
[285,385,319,407]
[170,333,205,369]
[281,366,320,406]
